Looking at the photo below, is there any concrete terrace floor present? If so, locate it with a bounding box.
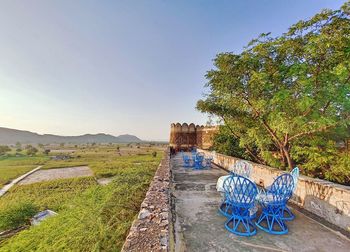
[170,153,350,252]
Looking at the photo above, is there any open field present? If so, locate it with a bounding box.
[0,144,165,251]
[0,156,49,187]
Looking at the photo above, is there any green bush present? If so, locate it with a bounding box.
[212,126,252,161]
[0,202,38,231]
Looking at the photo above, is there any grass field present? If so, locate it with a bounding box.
[0,144,165,251]
[0,156,49,187]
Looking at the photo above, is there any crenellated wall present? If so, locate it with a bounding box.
[169,123,218,150]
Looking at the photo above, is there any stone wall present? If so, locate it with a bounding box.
[199,149,350,233]
[122,149,171,252]
[169,123,218,151]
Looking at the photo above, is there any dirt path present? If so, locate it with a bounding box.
[18,166,93,185]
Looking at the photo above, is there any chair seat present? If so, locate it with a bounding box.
[256,192,274,203]
[216,175,231,192]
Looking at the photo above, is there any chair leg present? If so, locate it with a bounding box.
[225,215,256,236]
[219,201,232,217]
[256,205,289,235]
[280,205,295,221]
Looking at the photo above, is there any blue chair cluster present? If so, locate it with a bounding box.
[219,164,299,236]
[181,150,212,169]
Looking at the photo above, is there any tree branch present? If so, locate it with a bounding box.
[289,124,335,141]
[221,116,267,164]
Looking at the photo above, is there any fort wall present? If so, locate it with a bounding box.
[169,123,218,151]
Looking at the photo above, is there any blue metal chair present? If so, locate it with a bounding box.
[204,156,213,168]
[183,155,191,167]
[194,154,204,169]
[281,167,299,221]
[220,161,255,218]
[255,173,294,235]
[222,174,258,236]
[230,160,253,178]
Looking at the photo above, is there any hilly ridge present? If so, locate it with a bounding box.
[0,127,142,144]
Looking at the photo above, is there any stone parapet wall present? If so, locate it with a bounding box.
[122,149,171,252]
[198,149,350,233]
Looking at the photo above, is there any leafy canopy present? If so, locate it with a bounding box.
[197,2,350,184]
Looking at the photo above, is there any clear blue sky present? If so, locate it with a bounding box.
[0,0,345,140]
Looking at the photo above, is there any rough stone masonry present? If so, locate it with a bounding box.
[122,149,171,252]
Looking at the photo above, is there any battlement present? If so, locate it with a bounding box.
[169,123,218,150]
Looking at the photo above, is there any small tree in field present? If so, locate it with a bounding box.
[26,146,38,156]
[15,142,21,149]
[0,145,11,156]
[197,3,350,183]
[152,151,157,158]
[44,149,51,155]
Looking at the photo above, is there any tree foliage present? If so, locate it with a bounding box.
[197,3,350,184]
[212,126,251,160]
[26,146,38,156]
[0,145,11,156]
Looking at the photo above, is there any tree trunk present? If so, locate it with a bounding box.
[282,146,293,169]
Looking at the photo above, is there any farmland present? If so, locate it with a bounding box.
[0,156,49,187]
[0,143,165,251]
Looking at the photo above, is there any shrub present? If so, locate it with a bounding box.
[26,146,38,156]
[0,145,11,156]
[212,126,252,161]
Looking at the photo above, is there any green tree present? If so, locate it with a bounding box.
[38,143,44,149]
[44,149,51,155]
[197,3,350,182]
[0,145,11,156]
[212,126,252,160]
[15,142,21,149]
[25,144,32,150]
[26,146,38,156]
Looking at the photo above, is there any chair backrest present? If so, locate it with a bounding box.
[223,174,258,205]
[290,167,299,192]
[196,153,204,161]
[269,173,294,203]
[232,160,253,178]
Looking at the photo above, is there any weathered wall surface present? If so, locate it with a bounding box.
[169,123,217,150]
[122,149,171,252]
[199,149,350,233]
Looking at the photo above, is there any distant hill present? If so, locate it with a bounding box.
[0,127,142,144]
